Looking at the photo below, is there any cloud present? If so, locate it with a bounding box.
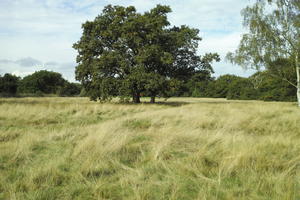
[0,0,257,81]
[45,61,59,66]
[0,57,76,81]
[0,59,13,64]
[213,62,256,78]
[0,60,43,78]
[0,57,42,67]
[0,57,42,69]
[15,57,42,67]
[11,70,33,77]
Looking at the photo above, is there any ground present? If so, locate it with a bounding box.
[0,97,299,200]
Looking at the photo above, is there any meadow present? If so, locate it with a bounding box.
[0,97,299,200]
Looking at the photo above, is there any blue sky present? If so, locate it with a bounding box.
[0,0,256,82]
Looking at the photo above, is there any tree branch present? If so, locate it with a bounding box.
[268,73,297,88]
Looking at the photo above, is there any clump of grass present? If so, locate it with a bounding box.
[0,132,20,142]
[123,119,152,130]
[0,97,299,199]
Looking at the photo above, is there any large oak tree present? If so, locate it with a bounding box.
[73,4,219,103]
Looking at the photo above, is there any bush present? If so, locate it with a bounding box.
[18,70,66,94]
[227,77,258,100]
[58,83,81,97]
[0,73,20,97]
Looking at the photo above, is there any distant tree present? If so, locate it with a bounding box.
[186,70,215,97]
[19,70,66,94]
[212,74,240,98]
[0,73,20,96]
[227,77,258,100]
[250,68,296,102]
[73,4,219,103]
[58,82,82,97]
[226,0,300,106]
[267,58,296,87]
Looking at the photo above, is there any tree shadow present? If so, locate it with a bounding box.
[143,101,190,107]
[113,99,190,107]
[140,99,261,107]
[0,99,39,105]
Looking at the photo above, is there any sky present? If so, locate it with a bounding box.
[0,0,256,82]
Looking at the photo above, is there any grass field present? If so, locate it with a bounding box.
[0,97,299,200]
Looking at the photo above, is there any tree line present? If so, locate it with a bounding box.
[0,70,81,97]
[0,64,296,101]
[180,61,296,102]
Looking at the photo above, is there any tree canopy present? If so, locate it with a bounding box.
[226,0,300,106]
[0,73,19,96]
[73,4,219,103]
[18,70,66,94]
[0,70,82,97]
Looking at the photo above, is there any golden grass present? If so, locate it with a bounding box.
[0,97,299,199]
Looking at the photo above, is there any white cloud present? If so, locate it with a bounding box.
[12,70,33,77]
[0,57,42,67]
[0,57,76,81]
[0,61,42,78]
[0,0,256,81]
[199,32,243,55]
[15,57,42,67]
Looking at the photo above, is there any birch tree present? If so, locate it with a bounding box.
[226,0,300,106]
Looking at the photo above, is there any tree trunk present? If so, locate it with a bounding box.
[296,54,300,107]
[297,81,300,107]
[132,92,141,103]
[150,96,155,103]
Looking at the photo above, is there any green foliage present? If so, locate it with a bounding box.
[266,58,296,86]
[251,71,296,102]
[226,0,300,105]
[0,71,83,97]
[227,77,258,100]
[186,70,215,97]
[73,4,219,103]
[18,70,66,94]
[227,0,300,69]
[182,65,296,102]
[58,82,81,97]
[211,74,240,98]
[0,73,20,96]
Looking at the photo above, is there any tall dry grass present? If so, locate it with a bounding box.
[0,97,299,199]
